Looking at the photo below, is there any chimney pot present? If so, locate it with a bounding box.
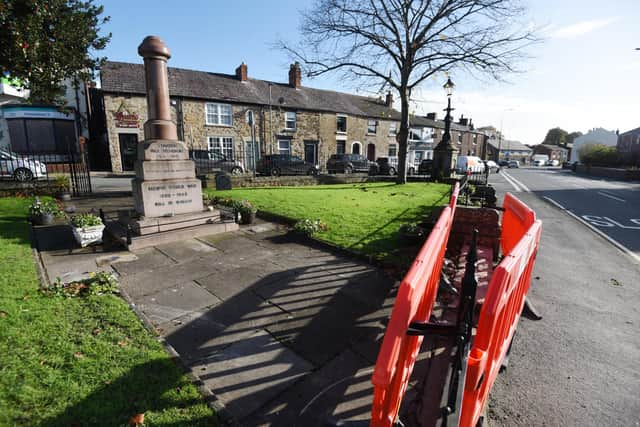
[289,62,301,88]
[385,91,393,107]
[426,112,437,120]
[235,62,248,82]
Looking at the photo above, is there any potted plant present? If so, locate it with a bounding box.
[29,198,62,226]
[70,213,105,247]
[54,175,71,201]
[233,200,257,225]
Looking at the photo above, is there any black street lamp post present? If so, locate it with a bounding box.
[432,77,459,180]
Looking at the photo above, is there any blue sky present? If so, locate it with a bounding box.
[100,0,640,145]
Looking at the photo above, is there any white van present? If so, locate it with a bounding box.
[456,156,486,173]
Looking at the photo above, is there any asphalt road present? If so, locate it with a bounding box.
[485,167,640,426]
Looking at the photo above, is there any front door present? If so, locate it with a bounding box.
[367,143,376,161]
[304,140,318,166]
[118,133,138,171]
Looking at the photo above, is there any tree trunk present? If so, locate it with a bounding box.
[395,87,410,184]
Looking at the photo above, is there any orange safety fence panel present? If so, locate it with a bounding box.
[460,219,542,427]
[370,183,459,427]
[501,192,536,255]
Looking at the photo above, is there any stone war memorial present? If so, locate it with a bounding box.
[113,36,237,249]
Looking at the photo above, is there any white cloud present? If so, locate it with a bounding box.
[551,18,617,39]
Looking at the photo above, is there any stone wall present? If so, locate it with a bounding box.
[103,95,148,173]
[576,164,640,181]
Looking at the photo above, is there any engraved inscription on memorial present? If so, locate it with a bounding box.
[141,141,189,161]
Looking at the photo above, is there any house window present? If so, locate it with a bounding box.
[337,115,347,133]
[388,144,397,157]
[205,103,233,126]
[389,122,397,136]
[208,136,234,159]
[277,139,291,155]
[285,112,296,130]
[458,132,463,144]
[409,128,422,141]
[367,120,378,134]
[473,134,478,145]
[352,141,361,155]
[336,141,346,154]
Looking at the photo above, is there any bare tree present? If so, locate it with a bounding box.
[280,0,538,183]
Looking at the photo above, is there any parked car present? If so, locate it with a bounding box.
[0,150,47,181]
[326,153,378,174]
[456,155,485,173]
[507,160,520,168]
[533,159,546,167]
[484,160,500,172]
[189,150,244,175]
[257,154,318,176]
[547,159,560,166]
[418,159,433,175]
[376,157,398,175]
[498,160,509,167]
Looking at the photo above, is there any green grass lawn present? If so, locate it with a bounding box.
[208,182,450,264]
[0,198,218,426]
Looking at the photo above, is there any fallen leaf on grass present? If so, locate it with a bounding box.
[92,328,102,336]
[610,278,622,287]
[0,311,7,317]
[129,413,145,426]
[73,352,84,359]
[117,339,129,347]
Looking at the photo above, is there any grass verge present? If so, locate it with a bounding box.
[0,197,218,426]
[207,182,450,265]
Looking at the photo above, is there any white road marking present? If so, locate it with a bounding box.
[542,196,640,264]
[500,171,522,192]
[597,191,626,203]
[504,172,531,192]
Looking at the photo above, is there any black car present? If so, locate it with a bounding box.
[189,150,244,175]
[418,159,433,175]
[256,154,318,176]
[498,160,509,167]
[326,153,378,174]
[376,157,399,175]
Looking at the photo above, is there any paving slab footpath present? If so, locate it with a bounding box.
[34,216,414,425]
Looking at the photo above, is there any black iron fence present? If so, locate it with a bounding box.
[0,149,91,196]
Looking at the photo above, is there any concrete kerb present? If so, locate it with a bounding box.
[29,223,239,426]
[117,284,241,426]
[254,210,401,278]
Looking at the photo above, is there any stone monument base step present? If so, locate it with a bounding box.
[120,210,226,235]
[107,210,239,251]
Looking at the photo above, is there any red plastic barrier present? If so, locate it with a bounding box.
[460,194,541,427]
[370,183,459,427]
[501,192,536,255]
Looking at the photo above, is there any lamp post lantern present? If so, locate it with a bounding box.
[432,77,459,180]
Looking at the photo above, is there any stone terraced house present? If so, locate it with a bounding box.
[88,60,487,173]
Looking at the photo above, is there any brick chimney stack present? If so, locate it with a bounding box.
[289,62,301,89]
[385,91,393,107]
[236,63,248,82]
[426,112,437,120]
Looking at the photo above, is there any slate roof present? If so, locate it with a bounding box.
[537,144,568,152]
[100,61,401,120]
[487,138,531,152]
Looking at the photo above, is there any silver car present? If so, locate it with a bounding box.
[0,150,47,181]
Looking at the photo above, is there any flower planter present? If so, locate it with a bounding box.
[71,224,105,247]
[239,211,256,225]
[32,213,54,226]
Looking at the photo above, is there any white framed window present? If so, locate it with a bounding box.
[409,128,422,141]
[457,132,463,144]
[472,134,478,145]
[208,136,234,159]
[367,120,378,134]
[388,144,397,157]
[285,112,296,130]
[277,139,291,155]
[205,103,233,126]
[388,122,397,136]
[336,115,347,133]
